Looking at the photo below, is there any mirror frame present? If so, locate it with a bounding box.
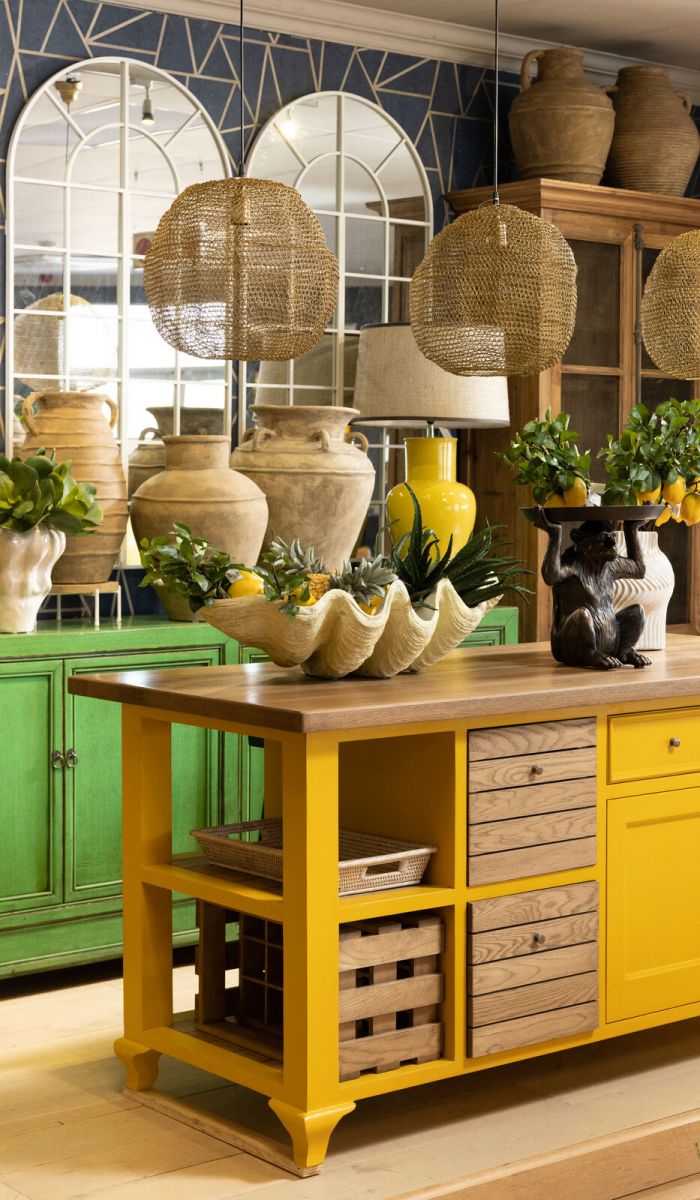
[4,56,232,469]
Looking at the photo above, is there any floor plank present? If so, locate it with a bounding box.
[2,964,700,1200]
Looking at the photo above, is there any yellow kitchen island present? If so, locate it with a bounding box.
[68,631,700,1173]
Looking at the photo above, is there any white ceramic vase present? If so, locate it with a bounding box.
[0,526,66,633]
[613,530,674,650]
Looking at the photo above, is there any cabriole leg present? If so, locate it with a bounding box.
[114,1037,160,1091]
[268,1098,356,1170]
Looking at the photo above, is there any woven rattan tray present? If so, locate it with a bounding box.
[189,818,437,896]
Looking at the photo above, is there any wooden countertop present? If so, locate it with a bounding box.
[66,630,700,733]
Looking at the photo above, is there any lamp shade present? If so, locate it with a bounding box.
[641,229,700,379]
[409,204,577,377]
[14,293,117,392]
[352,322,509,428]
[144,178,339,362]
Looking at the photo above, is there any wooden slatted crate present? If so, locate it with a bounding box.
[195,903,444,1079]
[338,913,444,1081]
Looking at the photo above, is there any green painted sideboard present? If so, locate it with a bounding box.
[0,607,517,978]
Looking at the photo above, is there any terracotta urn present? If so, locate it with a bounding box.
[231,405,375,569]
[605,66,700,195]
[20,390,128,585]
[127,428,165,499]
[131,433,268,580]
[614,530,675,650]
[509,47,614,185]
[0,526,66,633]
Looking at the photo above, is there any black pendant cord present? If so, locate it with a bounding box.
[492,0,500,205]
[239,0,245,175]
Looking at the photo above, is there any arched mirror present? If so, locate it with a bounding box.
[5,57,231,559]
[244,92,432,537]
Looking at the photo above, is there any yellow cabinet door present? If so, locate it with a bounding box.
[608,787,700,1022]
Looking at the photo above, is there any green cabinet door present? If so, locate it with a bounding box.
[64,648,223,903]
[0,659,63,915]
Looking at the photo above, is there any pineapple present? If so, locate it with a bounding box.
[257,536,330,614]
[329,557,397,614]
[295,572,330,606]
[268,536,326,573]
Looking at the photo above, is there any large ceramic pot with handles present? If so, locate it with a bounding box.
[21,390,128,584]
[605,65,700,195]
[509,47,614,185]
[230,405,376,568]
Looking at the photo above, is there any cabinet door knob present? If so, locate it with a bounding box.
[65,748,79,768]
[531,764,544,776]
[670,737,681,749]
[532,932,546,946]
[51,750,65,769]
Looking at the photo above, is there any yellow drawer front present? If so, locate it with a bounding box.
[609,709,700,785]
[607,788,700,1022]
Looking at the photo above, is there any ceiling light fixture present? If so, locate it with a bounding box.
[141,81,155,125]
[641,229,700,379]
[144,0,338,361]
[409,0,577,377]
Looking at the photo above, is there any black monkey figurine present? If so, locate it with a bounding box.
[533,508,651,670]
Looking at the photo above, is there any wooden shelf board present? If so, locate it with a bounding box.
[339,885,456,921]
[142,859,284,920]
[144,1021,285,1098]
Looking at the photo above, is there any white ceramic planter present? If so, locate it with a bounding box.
[0,526,66,633]
[200,578,498,679]
[613,530,675,650]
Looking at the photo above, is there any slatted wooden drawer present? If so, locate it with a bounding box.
[468,718,597,885]
[467,882,599,1057]
[609,708,700,784]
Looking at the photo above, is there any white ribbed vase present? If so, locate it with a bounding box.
[0,526,66,633]
[613,530,674,650]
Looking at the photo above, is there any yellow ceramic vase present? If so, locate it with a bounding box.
[386,437,476,559]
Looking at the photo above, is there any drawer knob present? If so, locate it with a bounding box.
[531,764,545,776]
[670,737,681,749]
[532,932,546,946]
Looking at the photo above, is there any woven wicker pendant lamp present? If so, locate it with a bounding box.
[410,2,577,377]
[144,1,338,362]
[641,229,700,379]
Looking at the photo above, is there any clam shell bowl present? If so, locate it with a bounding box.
[199,578,498,679]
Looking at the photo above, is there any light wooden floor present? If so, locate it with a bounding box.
[3,961,700,1200]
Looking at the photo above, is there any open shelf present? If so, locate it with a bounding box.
[339,885,456,922]
[142,858,283,920]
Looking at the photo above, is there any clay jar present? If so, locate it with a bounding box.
[130,434,268,565]
[606,66,700,195]
[509,47,614,185]
[127,428,165,499]
[231,405,375,569]
[21,390,128,585]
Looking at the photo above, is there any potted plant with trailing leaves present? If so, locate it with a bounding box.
[0,450,103,633]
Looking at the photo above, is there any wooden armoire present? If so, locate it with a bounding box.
[447,179,700,643]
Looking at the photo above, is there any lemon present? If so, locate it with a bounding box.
[680,492,700,526]
[543,493,567,507]
[655,506,672,527]
[227,570,264,599]
[359,594,384,616]
[635,487,661,504]
[563,477,587,506]
[662,477,686,506]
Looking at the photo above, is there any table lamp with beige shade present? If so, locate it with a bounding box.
[352,321,510,557]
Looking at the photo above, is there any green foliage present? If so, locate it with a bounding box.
[600,398,700,504]
[390,485,532,610]
[0,449,103,534]
[498,408,591,504]
[138,524,241,612]
[254,537,316,616]
[328,556,397,606]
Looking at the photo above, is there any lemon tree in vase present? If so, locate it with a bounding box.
[600,398,700,649]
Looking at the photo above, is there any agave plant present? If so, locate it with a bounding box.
[390,485,531,610]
